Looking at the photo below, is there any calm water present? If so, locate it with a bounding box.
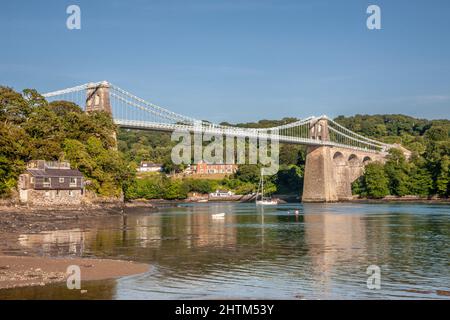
[1,203,449,299]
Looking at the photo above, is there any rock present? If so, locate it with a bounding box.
[436,290,450,296]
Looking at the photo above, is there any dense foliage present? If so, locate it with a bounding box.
[0,86,134,198]
[1,86,448,201]
[341,115,450,198]
[118,118,307,200]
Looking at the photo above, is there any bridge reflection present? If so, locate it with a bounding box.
[17,204,369,281]
[11,203,449,299]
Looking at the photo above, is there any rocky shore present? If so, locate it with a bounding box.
[0,204,123,234]
[0,199,160,233]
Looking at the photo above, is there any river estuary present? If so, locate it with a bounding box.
[0,202,449,299]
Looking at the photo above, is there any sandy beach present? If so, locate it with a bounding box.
[0,255,149,290]
[0,203,152,291]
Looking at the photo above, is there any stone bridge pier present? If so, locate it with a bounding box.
[302,119,385,202]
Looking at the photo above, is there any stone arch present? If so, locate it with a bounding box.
[333,151,346,165]
[94,94,100,106]
[348,154,360,166]
[363,156,372,165]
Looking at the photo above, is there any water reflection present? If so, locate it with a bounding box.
[19,229,89,256]
[0,280,117,300]
[5,203,450,299]
[303,205,368,298]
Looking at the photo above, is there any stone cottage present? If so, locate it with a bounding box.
[18,160,85,205]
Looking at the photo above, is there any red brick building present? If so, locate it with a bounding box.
[190,160,238,175]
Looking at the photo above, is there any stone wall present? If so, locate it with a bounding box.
[20,189,83,206]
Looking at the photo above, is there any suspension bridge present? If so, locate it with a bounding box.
[42,81,392,153]
[42,81,399,202]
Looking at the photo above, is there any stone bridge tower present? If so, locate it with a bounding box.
[86,81,112,114]
[85,81,117,148]
[302,118,384,202]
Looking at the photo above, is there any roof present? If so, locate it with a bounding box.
[26,168,83,177]
[195,161,236,165]
[140,162,163,167]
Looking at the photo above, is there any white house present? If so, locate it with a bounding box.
[138,161,163,173]
[209,189,235,198]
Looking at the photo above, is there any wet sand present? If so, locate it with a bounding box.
[0,255,149,290]
[0,205,151,291]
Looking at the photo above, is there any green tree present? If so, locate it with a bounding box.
[409,164,433,196]
[384,149,411,196]
[361,162,390,198]
[275,165,303,194]
[425,126,448,142]
[163,179,188,200]
[436,155,450,196]
[234,165,260,183]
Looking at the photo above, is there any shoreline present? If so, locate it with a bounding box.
[0,255,149,290]
[135,197,450,204]
[0,202,152,291]
[0,198,447,293]
[346,197,450,204]
[0,201,159,233]
[1,195,449,212]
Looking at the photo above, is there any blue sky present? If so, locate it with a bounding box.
[1,0,449,122]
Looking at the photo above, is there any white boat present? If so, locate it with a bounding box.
[212,213,226,219]
[256,199,278,205]
[255,172,278,205]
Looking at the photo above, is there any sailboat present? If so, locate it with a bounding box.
[256,172,278,205]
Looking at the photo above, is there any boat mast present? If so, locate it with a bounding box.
[261,171,264,199]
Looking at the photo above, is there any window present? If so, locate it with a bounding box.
[59,177,65,183]
[70,178,77,187]
[30,177,35,184]
[69,190,74,197]
[43,177,51,187]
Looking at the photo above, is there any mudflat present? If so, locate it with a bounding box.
[0,255,149,290]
